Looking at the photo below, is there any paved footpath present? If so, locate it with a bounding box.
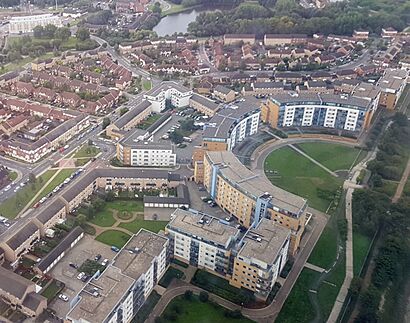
[392,157,410,203]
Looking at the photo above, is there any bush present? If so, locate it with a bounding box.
[184,290,193,300]
[199,291,209,302]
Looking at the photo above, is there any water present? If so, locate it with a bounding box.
[153,9,202,37]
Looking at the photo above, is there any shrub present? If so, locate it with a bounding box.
[199,291,209,302]
[184,290,193,300]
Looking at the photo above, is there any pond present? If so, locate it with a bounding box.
[153,9,202,37]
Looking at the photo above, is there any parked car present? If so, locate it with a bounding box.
[102,258,109,266]
[58,294,69,302]
[111,246,120,252]
[69,263,78,269]
[77,272,85,280]
[94,254,102,261]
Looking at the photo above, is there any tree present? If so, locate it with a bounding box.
[199,291,209,302]
[120,107,129,116]
[76,214,87,226]
[55,27,71,41]
[169,131,183,144]
[76,28,90,41]
[44,24,57,38]
[152,2,162,14]
[183,290,193,300]
[29,173,36,184]
[104,190,116,202]
[102,117,111,129]
[33,25,44,38]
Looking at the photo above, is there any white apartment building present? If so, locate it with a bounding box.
[166,209,240,276]
[117,139,176,167]
[67,229,168,323]
[9,14,62,34]
[144,81,192,112]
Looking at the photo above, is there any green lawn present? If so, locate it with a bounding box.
[133,291,161,322]
[89,209,116,227]
[264,147,343,212]
[276,268,320,323]
[159,267,185,288]
[308,225,338,269]
[317,256,346,321]
[118,217,168,234]
[0,170,57,218]
[142,78,152,91]
[352,231,372,276]
[138,113,162,130]
[73,144,100,158]
[41,280,63,301]
[297,143,365,171]
[404,179,410,197]
[0,52,54,75]
[374,179,399,197]
[106,200,144,213]
[95,230,131,248]
[161,295,254,323]
[8,171,18,181]
[32,169,75,205]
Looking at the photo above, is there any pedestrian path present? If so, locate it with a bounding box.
[305,262,326,273]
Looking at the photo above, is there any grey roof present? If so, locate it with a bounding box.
[206,151,307,217]
[7,222,39,251]
[114,100,151,129]
[143,184,189,205]
[203,97,260,140]
[167,209,239,248]
[61,169,181,203]
[238,218,290,265]
[36,198,66,224]
[36,227,83,272]
[190,93,219,111]
[145,81,190,97]
[214,85,233,95]
[270,92,372,110]
[22,292,46,312]
[253,82,284,89]
[0,266,33,299]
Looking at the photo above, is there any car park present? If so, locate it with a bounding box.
[77,272,85,280]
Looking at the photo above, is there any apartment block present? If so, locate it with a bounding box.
[67,229,168,323]
[166,209,240,276]
[9,14,62,34]
[230,218,290,300]
[202,151,307,255]
[144,81,192,112]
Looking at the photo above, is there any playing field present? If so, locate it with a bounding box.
[264,147,343,212]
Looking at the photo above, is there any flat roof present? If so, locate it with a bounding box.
[145,81,191,97]
[203,97,260,140]
[67,266,135,323]
[353,82,380,100]
[206,151,307,216]
[144,184,189,205]
[270,92,372,110]
[167,209,239,247]
[113,229,168,279]
[238,218,290,265]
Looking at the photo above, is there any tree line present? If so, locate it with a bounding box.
[351,113,410,322]
[187,0,409,37]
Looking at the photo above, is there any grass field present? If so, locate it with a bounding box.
[73,145,100,158]
[404,179,410,197]
[276,268,320,323]
[118,217,168,234]
[142,78,152,91]
[161,295,254,323]
[32,169,75,205]
[297,143,366,171]
[352,230,372,276]
[264,147,343,212]
[8,171,17,181]
[0,52,54,75]
[106,200,144,213]
[41,280,63,300]
[89,209,116,227]
[308,225,338,269]
[138,113,162,130]
[95,230,131,248]
[0,170,57,218]
[317,256,346,320]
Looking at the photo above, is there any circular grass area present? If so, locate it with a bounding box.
[95,230,131,248]
[117,210,133,221]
